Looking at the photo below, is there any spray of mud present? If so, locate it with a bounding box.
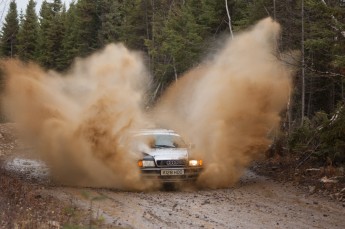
[1,44,156,190]
[1,17,293,190]
[153,18,293,188]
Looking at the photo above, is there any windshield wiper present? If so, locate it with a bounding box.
[154,144,174,148]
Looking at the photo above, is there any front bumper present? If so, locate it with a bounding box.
[140,167,203,182]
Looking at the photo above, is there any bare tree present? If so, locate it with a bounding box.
[273,0,276,20]
[225,0,233,39]
[301,0,305,126]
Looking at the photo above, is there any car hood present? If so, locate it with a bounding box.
[146,148,188,160]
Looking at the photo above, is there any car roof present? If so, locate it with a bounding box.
[132,129,180,136]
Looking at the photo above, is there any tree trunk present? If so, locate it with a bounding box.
[145,0,151,72]
[225,0,233,39]
[151,0,155,75]
[173,57,178,82]
[301,0,305,126]
[273,0,276,20]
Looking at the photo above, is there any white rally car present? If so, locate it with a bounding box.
[132,129,203,183]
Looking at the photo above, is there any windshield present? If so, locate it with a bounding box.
[134,133,187,149]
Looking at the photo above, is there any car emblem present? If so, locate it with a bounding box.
[166,160,183,166]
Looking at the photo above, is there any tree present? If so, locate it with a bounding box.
[37,0,65,69]
[161,3,204,78]
[98,0,123,47]
[0,0,19,57]
[37,0,54,66]
[59,1,79,69]
[74,0,102,57]
[54,4,67,70]
[142,0,241,93]
[120,0,152,51]
[302,0,345,115]
[16,0,39,61]
[225,0,234,38]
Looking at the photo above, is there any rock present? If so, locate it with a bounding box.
[201,199,210,205]
[340,188,345,194]
[306,168,321,173]
[308,186,316,193]
[271,166,279,171]
[47,220,60,228]
[320,176,338,183]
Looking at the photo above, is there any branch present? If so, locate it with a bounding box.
[306,67,345,79]
[225,0,233,39]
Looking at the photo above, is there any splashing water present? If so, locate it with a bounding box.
[1,18,293,190]
[153,18,293,188]
[1,44,155,190]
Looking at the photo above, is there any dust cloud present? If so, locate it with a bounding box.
[1,17,293,190]
[153,18,293,188]
[1,44,156,190]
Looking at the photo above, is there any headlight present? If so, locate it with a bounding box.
[189,159,203,166]
[138,160,155,167]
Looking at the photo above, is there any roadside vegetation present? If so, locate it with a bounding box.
[0,0,345,167]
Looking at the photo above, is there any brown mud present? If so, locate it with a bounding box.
[1,124,344,229]
[1,18,293,190]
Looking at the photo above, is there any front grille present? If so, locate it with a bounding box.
[156,160,187,167]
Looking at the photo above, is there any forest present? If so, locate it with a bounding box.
[1,0,345,165]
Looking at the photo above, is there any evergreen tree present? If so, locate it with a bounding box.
[74,0,102,56]
[37,0,54,66]
[37,0,65,69]
[120,0,152,51]
[19,9,24,26]
[98,0,123,47]
[59,1,79,69]
[303,0,345,114]
[0,0,19,57]
[16,0,39,61]
[160,3,204,79]
[49,0,65,70]
[145,1,205,89]
[199,0,227,34]
[54,4,67,70]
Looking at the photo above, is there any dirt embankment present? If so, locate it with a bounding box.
[253,154,345,205]
[0,124,108,228]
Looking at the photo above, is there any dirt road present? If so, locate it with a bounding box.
[0,123,344,228]
[48,170,343,229]
[4,156,344,228]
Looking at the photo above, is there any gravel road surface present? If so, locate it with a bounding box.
[48,170,345,229]
[0,122,344,229]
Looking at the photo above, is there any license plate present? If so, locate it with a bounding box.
[161,169,184,176]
